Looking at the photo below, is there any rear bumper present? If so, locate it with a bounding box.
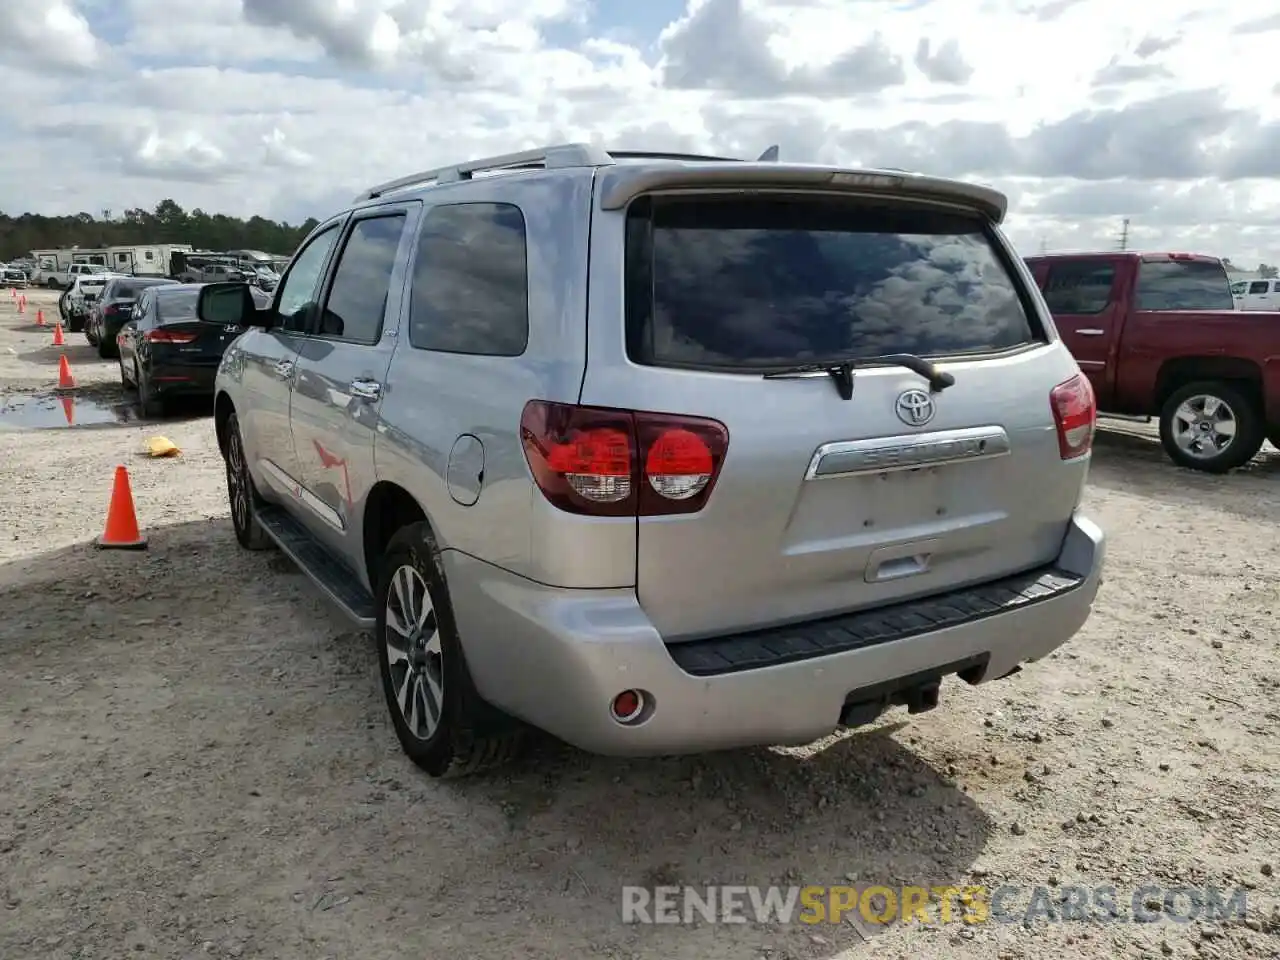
[149,362,218,395]
[447,512,1106,756]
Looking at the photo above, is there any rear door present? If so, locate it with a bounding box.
[582,188,1087,641]
[1037,257,1121,406]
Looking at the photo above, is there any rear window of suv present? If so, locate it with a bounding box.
[624,195,1041,370]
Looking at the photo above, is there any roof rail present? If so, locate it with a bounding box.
[354,142,787,203]
[607,150,742,163]
[355,142,615,202]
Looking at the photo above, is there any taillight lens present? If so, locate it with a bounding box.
[1050,373,1096,459]
[520,401,729,517]
[145,329,197,343]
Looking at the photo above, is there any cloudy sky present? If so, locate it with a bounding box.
[2,0,1278,265]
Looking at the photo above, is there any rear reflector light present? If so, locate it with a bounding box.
[520,401,729,517]
[1050,373,1096,460]
[145,329,197,343]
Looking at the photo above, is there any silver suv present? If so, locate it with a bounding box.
[199,143,1106,779]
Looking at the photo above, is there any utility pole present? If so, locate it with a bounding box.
[1117,217,1130,251]
[1038,236,1048,255]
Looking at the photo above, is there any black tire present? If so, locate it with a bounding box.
[1158,380,1265,474]
[58,294,70,323]
[97,331,116,359]
[223,412,273,551]
[138,367,165,418]
[375,522,524,779]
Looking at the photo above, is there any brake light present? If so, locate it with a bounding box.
[1050,373,1096,460]
[520,401,729,517]
[145,329,197,344]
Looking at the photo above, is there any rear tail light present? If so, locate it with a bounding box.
[1050,373,1096,460]
[520,401,729,517]
[145,329,197,344]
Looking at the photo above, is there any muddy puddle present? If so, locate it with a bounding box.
[0,391,142,430]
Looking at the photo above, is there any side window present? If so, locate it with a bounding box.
[1041,262,1116,314]
[275,224,342,331]
[316,214,408,342]
[1248,281,1269,295]
[409,202,529,356]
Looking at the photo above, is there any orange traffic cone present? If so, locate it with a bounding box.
[57,355,76,389]
[96,466,147,550]
[37,309,46,327]
[60,395,74,426]
[52,323,64,345]
[16,296,24,315]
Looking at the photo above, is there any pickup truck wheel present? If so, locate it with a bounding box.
[1159,381,1265,473]
[375,522,524,779]
[224,413,273,550]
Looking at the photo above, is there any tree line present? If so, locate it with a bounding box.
[0,199,320,261]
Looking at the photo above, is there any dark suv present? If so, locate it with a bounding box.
[89,276,180,357]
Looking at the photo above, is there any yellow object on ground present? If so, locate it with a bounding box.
[145,436,181,457]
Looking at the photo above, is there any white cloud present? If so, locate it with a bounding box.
[0,0,1274,266]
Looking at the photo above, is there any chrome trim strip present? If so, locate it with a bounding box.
[258,458,346,531]
[805,426,1011,479]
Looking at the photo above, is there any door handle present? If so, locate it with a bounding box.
[349,378,382,401]
[1076,329,1105,336]
[272,359,295,379]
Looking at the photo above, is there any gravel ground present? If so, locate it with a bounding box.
[2,287,1279,960]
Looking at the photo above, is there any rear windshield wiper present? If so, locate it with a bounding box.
[762,353,955,400]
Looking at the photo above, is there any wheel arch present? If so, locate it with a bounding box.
[363,481,430,591]
[1154,356,1264,414]
[213,391,236,457]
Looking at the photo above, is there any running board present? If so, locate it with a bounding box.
[255,505,377,629]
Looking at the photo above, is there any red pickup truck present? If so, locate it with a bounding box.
[1023,251,1280,473]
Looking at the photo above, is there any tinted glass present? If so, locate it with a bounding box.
[409,202,529,356]
[1135,260,1234,311]
[625,196,1038,369]
[276,224,342,329]
[1042,262,1116,314]
[155,289,200,324]
[1248,281,1269,295]
[318,214,407,341]
[112,278,174,300]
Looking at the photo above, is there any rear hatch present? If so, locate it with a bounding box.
[581,179,1089,641]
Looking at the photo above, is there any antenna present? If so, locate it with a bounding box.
[1117,217,1130,251]
[756,145,779,162]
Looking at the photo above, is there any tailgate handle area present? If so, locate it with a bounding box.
[864,539,941,583]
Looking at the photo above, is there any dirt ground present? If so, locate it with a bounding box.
[1,287,1278,960]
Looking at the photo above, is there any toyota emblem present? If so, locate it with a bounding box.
[895,388,935,426]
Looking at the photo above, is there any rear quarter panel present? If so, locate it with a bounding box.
[1113,310,1280,420]
[373,171,599,580]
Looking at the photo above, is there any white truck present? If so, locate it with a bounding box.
[34,260,111,289]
